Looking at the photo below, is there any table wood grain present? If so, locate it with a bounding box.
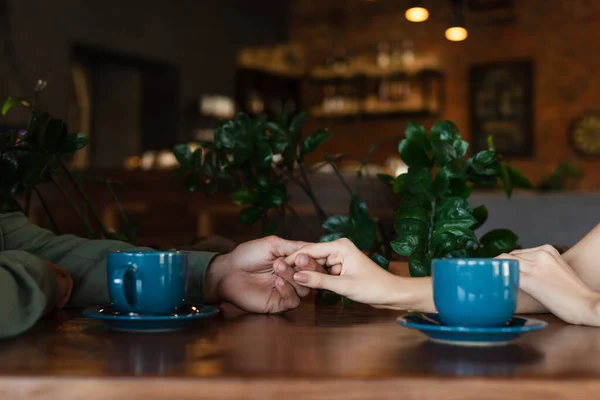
[1,302,599,400]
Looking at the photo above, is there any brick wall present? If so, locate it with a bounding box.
[290,0,600,190]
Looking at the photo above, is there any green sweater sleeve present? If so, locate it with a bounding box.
[0,250,58,338]
[0,212,217,335]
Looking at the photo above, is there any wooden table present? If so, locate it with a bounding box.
[1,303,599,400]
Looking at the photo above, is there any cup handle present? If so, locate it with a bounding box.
[111,266,136,312]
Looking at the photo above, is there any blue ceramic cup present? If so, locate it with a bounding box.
[107,250,189,315]
[432,258,519,327]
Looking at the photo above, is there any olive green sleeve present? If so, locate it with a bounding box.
[0,212,217,308]
[0,250,58,339]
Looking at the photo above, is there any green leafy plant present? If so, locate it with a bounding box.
[173,111,388,304]
[388,121,533,276]
[173,114,533,300]
[0,82,138,242]
[172,112,385,247]
[537,162,583,192]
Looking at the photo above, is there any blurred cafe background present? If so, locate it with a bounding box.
[0,0,598,250]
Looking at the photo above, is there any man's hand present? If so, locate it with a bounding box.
[203,236,323,313]
[44,261,73,309]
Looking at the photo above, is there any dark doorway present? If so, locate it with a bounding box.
[71,45,179,168]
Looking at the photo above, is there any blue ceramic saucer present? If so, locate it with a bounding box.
[82,303,219,333]
[397,313,547,346]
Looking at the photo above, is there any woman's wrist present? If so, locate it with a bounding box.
[582,291,600,326]
[379,275,435,312]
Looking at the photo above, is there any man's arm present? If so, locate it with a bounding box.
[0,212,216,307]
[0,250,58,338]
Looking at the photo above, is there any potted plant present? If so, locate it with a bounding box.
[173,112,533,303]
[0,82,137,242]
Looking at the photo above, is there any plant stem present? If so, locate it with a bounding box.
[297,163,327,222]
[327,161,353,197]
[375,219,391,258]
[60,163,111,237]
[51,176,96,238]
[106,179,129,223]
[33,187,60,235]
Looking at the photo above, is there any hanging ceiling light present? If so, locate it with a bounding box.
[445,0,468,41]
[405,0,429,22]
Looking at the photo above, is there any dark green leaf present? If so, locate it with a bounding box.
[191,149,202,172]
[507,164,534,190]
[289,111,308,134]
[394,203,430,225]
[471,205,488,230]
[238,206,262,225]
[390,235,423,257]
[25,111,50,142]
[173,144,192,167]
[405,167,433,199]
[447,179,472,199]
[431,141,457,165]
[474,150,497,165]
[43,118,68,152]
[254,140,273,168]
[393,173,408,194]
[430,121,468,165]
[349,196,376,251]
[1,97,28,116]
[204,151,215,177]
[395,218,428,238]
[405,122,431,151]
[376,173,394,187]
[319,232,345,242]
[323,215,352,233]
[487,135,495,150]
[500,162,513,198]
[408,254,431,277]
[432,225,477,258]
[475,229,518,257]
[61,133,88,154]
[300,129,331,158]
[434,167,450,196]
[435,197,475,227]
[254,173,269,188]
[231,188,258,205]
[283,143,297,170]
[370,254,390,271]
[399,138,430,168]
[184,172,198,192]
[430,120,460,142]
[232,142,253,165]
[265,185,287,207]
[267,122,289,153]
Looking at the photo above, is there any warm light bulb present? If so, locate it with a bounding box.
[405,7,429,22]
[445,26,468,41]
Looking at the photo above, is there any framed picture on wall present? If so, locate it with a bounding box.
[469,61,534,157]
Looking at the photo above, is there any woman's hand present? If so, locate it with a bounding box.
[501,245,600,326]
[283,238,407,308]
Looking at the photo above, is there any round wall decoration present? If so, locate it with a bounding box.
[569,112,600,157]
